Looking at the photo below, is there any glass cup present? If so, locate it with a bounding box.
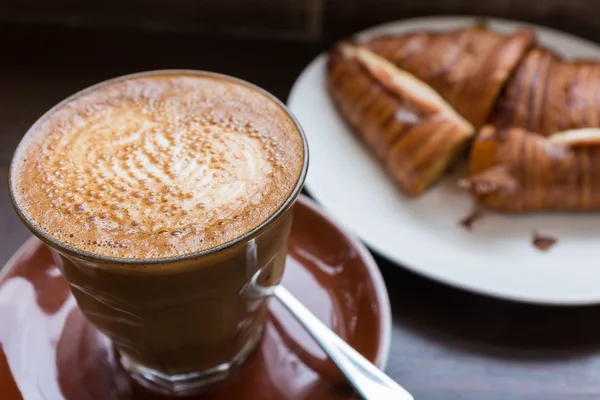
[9,71,309,396]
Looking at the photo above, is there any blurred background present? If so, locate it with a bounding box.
[1,0,599,41]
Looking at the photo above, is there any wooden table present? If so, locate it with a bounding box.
[2,22,600,400]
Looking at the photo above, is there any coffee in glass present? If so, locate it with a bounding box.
[9,70,308,395]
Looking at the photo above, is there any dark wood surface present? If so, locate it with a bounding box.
[2,22,600,400]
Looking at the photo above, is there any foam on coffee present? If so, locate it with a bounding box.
[11,72,305,259]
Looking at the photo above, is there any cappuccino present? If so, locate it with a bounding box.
[9,71,308,395]
[11,72,304,259]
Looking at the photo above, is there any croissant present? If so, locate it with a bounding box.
[328,43,475,195]
[467,125,600,212]
[489,47,600,136]
[365,23,534,128]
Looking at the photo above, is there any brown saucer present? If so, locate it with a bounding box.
[0,195,390,400]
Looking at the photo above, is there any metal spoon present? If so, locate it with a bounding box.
[274,285,414,400]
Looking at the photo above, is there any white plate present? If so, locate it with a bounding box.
[288,16,600,306]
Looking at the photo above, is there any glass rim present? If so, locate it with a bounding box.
[9,69,309,266]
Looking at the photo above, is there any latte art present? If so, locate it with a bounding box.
[11,73,304,259]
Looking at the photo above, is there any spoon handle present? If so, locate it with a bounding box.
[274,286,414,400]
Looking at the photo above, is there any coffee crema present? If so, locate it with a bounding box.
[11,72,305,259]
